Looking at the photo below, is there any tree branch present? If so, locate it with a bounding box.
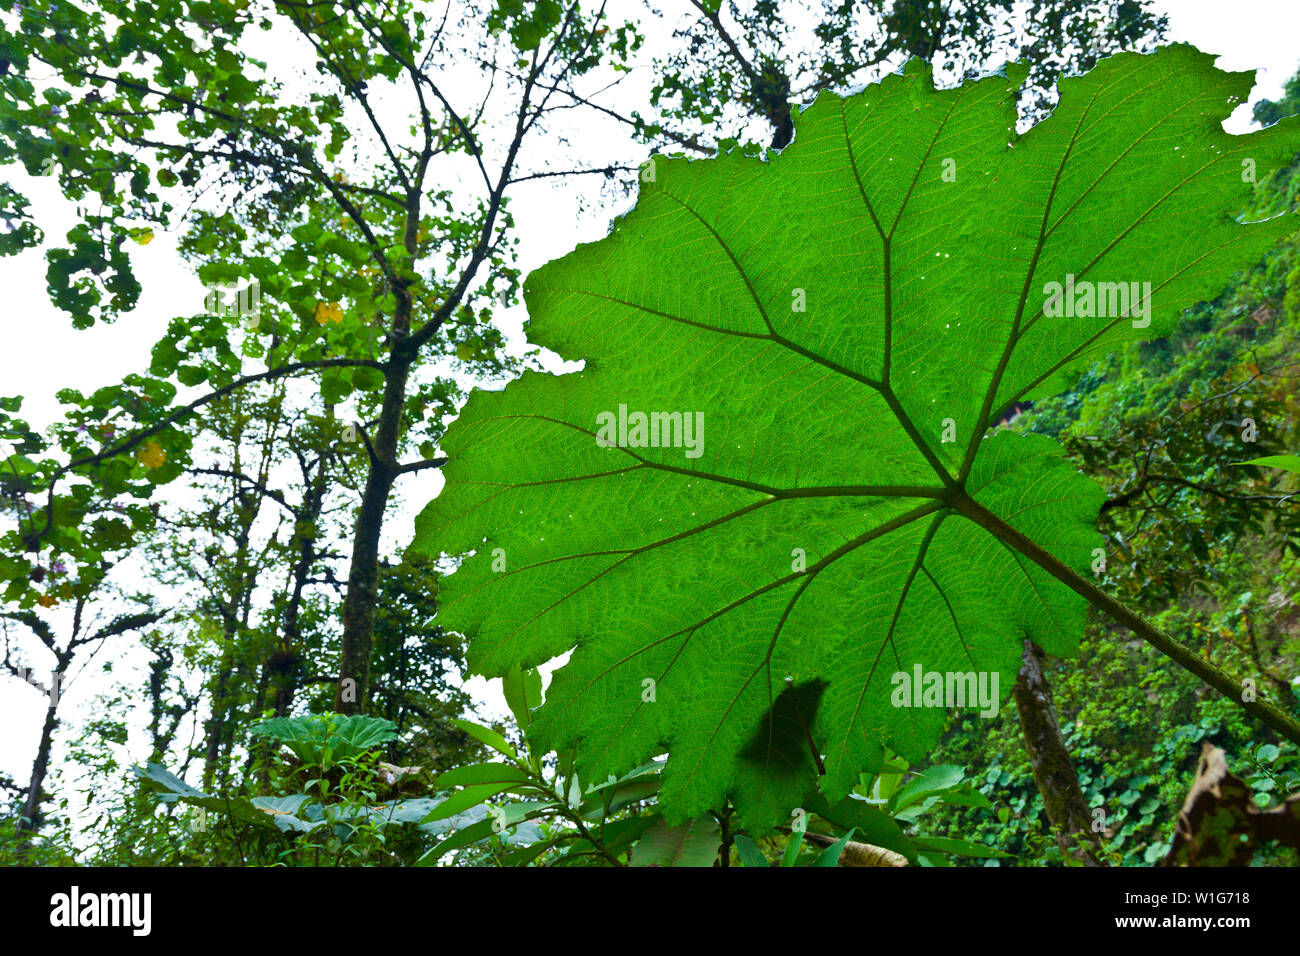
[188,467,296,515]
[396,456,448,476]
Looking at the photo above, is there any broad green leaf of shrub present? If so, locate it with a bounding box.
[132,762,283,830]
[410,45,1300,831]
[1237,454,1300,474]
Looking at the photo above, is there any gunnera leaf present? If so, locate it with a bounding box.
[410,45,1300,831]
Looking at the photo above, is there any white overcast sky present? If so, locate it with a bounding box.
[2,0,1299,802]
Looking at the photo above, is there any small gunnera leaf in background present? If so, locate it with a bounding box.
[410,45,1300,831]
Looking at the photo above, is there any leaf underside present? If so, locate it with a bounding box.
[412,45,1300,831]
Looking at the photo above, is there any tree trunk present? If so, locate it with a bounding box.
[276,451,329,716]
[1012,638,1104,866]
[146,647,171,760]
[18,657,68,836]
[335,358,409,714]
[203,469,258,787]
[202,657,234,791]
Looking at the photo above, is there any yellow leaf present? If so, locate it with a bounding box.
[37,594,57,608]
[315,301,343,325]
[138,440,167,469]
[130,227,154,245]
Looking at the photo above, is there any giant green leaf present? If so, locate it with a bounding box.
[629,817,722,867]
[410,46,1300,831]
